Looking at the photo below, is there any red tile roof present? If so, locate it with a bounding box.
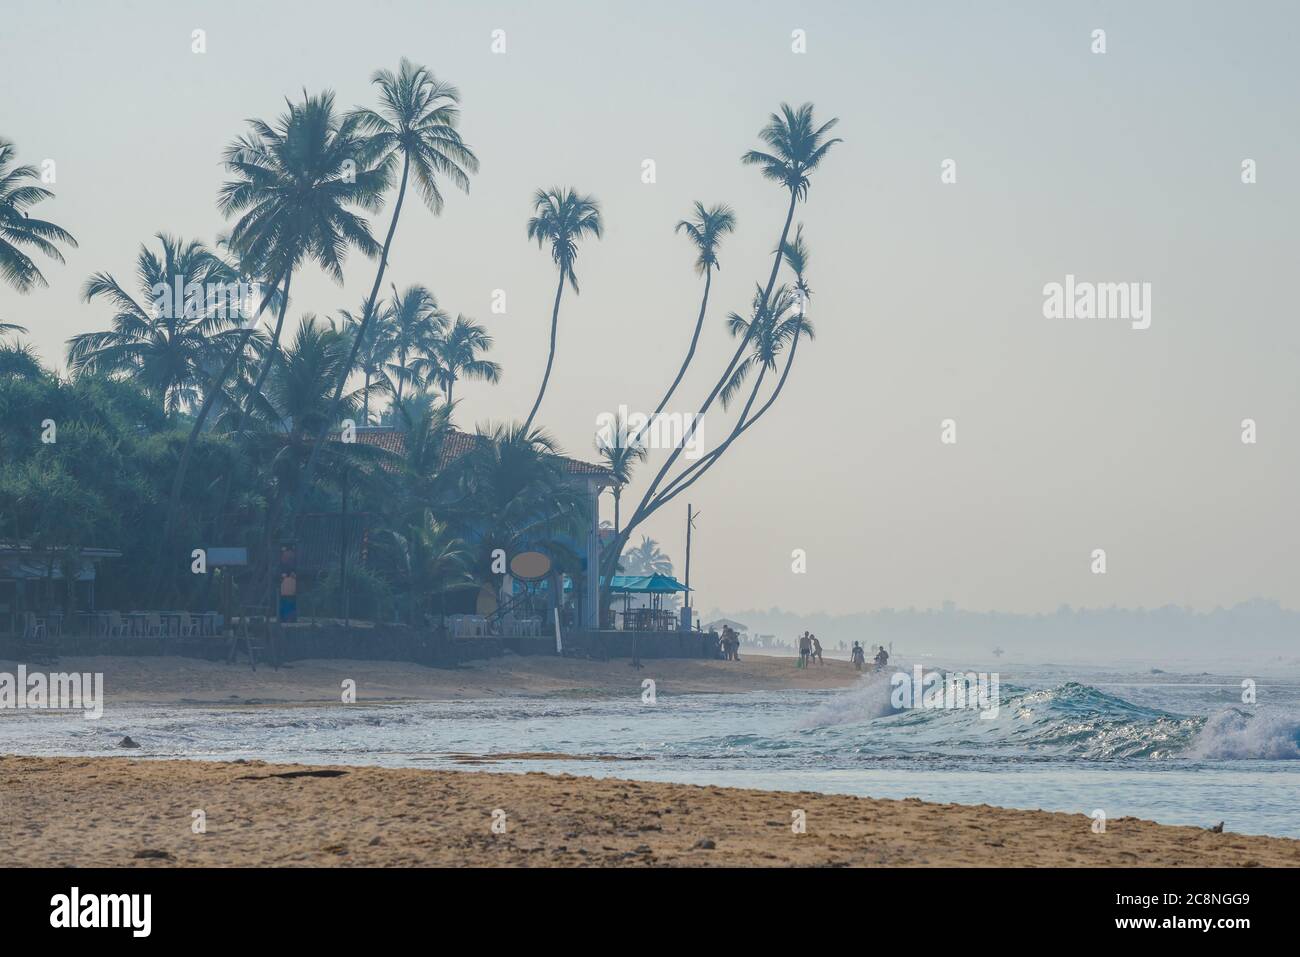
[347,427,613,480]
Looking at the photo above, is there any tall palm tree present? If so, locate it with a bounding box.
[0,138,78,292]
[303,59,478,498]
[602,103,840,591]
[383,283,446,403]
[719,284,812,414]
[595,411,646,538]
[416,313,500,411]
[67,234,247,417]
[649,202,735,416]
[522,187,602,433]
[154,91,388,591]
[220,90,387,406]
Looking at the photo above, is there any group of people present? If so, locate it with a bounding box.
[850,641,890,672]
[797,631,823,667]
[717,625,742,661]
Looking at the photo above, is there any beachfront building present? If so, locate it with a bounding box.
[344,426,614,630]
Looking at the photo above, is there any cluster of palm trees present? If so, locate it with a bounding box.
[1,72,839,625]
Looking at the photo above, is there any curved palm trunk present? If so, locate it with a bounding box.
[650,265,712,420]
[150,271,290,597]
[599,189,799,593]
[297,153,410,510]
[521,272,565,434]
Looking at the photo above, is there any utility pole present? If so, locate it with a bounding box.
[684,504,698,610]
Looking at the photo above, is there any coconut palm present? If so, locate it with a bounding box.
[621,536,672,577]
[450,422,583,571]
[67,234,248,417]
[649,202,736,415]
[0,340,43,379]
[719,284,812,412]
[383,283,447,403]
[154,91,388,589]
[600,104,840,592]
[0,321,28,337]
[339,301,397,425]
[373,510,475,625]
[521,187,602,433]
[220,90,388,404]
[303,59,478,497]
[415,313,500,410]
[595,411,646,538]
[0,139,78,292]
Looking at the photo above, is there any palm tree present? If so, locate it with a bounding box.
[621,536,672,577]
[220,90,387,406]
[0,139,78,292]
[0,340,43,380]
[67,234,247,417]
[595,411,646,538]
[522,187,602,433]
[450,422,583,572]
[303,59,478,498]
[154,91,388,590]
[416,313,500,411]
[0,321,28,337]
[719,284,812,415]
[339,301,397,425]
[374,510,475,625]
[600,103,840,593]
[383,283,446,403]
[649,202,735,416]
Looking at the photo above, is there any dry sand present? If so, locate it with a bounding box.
[0,652,857,705]
[4,754,1297,867]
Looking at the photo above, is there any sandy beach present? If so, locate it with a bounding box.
[0,652,858,705]
[4,754,1297,867]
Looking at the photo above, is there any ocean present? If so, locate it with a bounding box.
[5,661,1299,838]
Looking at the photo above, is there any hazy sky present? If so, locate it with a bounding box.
[2,1,1298,616]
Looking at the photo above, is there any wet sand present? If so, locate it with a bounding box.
[4,755,1297,867]
[0,652,857,706]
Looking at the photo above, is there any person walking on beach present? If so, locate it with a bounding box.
[851,642,866,670]
[798,631,811,668]
[810,634,823,665]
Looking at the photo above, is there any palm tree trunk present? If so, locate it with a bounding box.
[521,271,565,434]
[649,266,712,420]
[602,188,799,589]
[363,372,371,425]
[150,271,290,597]
[297,152,411,509]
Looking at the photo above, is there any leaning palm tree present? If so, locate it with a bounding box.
[521,188,602,433]
[0,138,78,292]
[599,103,840,593]
[154,91,388,593]
[649,202,736,416]
[415,313,500,411]
[302,59,478,499]
[595,411,646,538]
[383,283,446,403]
[67,234,247,417]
